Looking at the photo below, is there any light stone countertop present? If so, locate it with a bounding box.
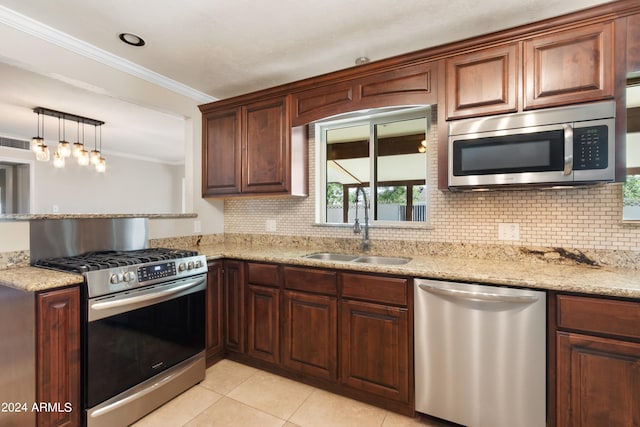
[2,242,639,299]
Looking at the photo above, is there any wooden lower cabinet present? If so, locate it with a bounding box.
[556,332,640,427]
[223,260,245,353]
[206,260,224,365]
[282,290,337,380]
[36,287,81,427]
[340,299,410,403]
[554,294,640,427]
[246,284,280,364]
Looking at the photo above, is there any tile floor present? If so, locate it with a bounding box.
[132,359,451,427]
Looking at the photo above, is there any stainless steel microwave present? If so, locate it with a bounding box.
[448,101,616,190]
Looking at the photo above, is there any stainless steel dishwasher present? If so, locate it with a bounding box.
[414,279,546,427]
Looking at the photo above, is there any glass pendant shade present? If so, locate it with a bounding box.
[96,157,106,173]
[58,140,71,158]
[90,149,101,165]
[53,150,65,168]
[36,144,50,161]
[72,142,84,158]
[78,149,90,166]
[31,137,44,153]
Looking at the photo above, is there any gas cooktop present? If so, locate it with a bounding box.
[34,247,207,298]
[34,247,199,273]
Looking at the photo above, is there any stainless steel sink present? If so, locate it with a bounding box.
[352,255,411,265]
[303,252,359,262]
[303,252,411,265]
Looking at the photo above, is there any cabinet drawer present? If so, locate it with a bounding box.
[341,273,408,306]
[557,295,640,340]
[247,263,279,287]
[283,266,337,295]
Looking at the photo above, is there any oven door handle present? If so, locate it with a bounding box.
[90,277,206,312]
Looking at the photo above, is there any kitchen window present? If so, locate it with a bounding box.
[624,82,640,221]
[316,107,429,225]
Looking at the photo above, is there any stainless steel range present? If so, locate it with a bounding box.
[31,218,207,427]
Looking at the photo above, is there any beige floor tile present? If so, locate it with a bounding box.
[227,370,314,419]
[199,359,260,395]
[184,396,286,427]
[290,389,387,427]
[131,384,222,427]
[382,412,454,427]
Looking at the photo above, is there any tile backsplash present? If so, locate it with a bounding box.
[225,106,640,253]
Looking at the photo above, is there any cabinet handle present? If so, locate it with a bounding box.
[563,123,573,176]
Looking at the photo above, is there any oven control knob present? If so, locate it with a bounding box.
[178,262,186,272]
[194,260,203,269]
[187,261,194,270]
[123,271,136,282]
[110,273,123,284]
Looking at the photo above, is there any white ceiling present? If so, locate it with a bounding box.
[0,0,618,164]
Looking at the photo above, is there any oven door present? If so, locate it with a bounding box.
[84,274,206,409]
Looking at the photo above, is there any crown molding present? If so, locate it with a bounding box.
[0,5,217,104]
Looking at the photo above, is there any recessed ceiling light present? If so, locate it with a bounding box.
[355,57,370,65]
[118,33,145,47]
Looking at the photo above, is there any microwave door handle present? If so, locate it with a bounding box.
[563,124,573,176]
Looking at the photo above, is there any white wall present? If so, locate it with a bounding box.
[34,154,184,214]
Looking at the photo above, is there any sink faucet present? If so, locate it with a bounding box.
[353,187,370,252]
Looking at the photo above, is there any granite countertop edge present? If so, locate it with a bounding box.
[2,243,639,299]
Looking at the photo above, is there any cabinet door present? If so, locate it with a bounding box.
[243,96,290,194]
[524,22,614,109]
[340,299,409,403]
[291,82,356,127]
[223,260,245,353]
[446,43,518,119]
[246,284,280,364]
[202,108,242,196]
[206,261,224,365]
[556,332,640,427]
[628,13,640,74]
[283,290,337,380]
[36,287,81,427]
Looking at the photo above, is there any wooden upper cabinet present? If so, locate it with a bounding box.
[446,43,519,119]
[202,95,307,197]
[291,62,436,126]
[243,97,290,194]
[524,21,614,109]
[628,13,640,74]
[202,108,242,196]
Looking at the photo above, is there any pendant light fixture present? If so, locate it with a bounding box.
[31,110,44,152]
[72,120,83,158]
[32,107,106,171]
[35,113,50,162]
[95,125,106,173]
[57,117,71,158]
[90,123,101,166]
[77,123,90,166]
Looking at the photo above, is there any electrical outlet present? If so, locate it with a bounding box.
[193,220,201,233]
[498,223,520,241]
[52,204,59,213]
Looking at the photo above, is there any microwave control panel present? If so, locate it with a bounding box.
[574,125,608,170]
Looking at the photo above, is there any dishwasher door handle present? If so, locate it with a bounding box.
[418,283,539,304]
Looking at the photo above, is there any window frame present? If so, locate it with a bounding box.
[315,106,430,226]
